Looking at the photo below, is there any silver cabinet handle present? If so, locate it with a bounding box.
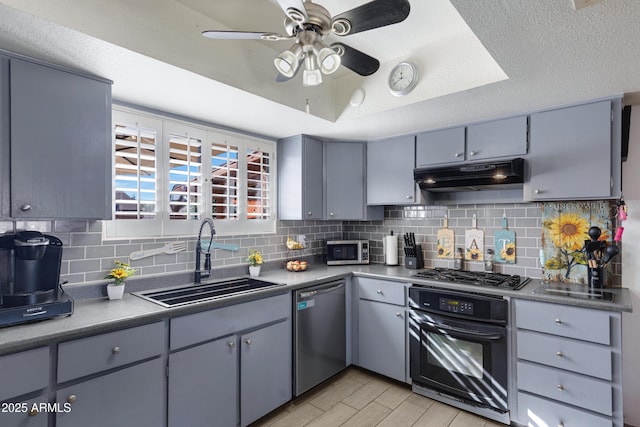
[244,339,252,345]
[307,212,312,216]
[396,312,403,318]
[469,151,478,156]
[28,408,39,417]
[66,395,77,404]
[535,189,543,195]
[228,341,236,348]
[376,289,383,295]
[556,384,564,391]
[454,152,463,158]
[405,195,413,200]
[329,212,335,216]
[111,346,121,355]
[20,204,32,212]
[555,318,562,325]
[558,423,564,427]
[556,351,564,358]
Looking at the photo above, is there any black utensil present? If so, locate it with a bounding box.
[588,226,602,241]
[604,244,620,265]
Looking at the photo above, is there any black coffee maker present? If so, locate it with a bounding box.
[0,231,73,326]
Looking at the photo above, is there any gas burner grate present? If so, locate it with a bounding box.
[413,268,530,290]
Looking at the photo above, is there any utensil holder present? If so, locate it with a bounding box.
[404,244,424,269]
[588,266,604,290]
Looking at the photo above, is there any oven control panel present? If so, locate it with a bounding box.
[439,298,473,315]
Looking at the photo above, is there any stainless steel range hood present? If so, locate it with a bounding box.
[414,158,525,192]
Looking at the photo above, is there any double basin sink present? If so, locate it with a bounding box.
[133,277,286,308]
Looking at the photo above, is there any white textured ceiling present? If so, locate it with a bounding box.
[0,0,639,141]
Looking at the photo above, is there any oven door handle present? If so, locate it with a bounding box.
[423,322,503,341]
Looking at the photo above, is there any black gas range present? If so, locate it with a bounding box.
[412,268,530,291]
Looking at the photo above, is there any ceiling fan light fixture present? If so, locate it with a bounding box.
[302,54,322,86]
[315,45,341,74]
[274,44,303,78]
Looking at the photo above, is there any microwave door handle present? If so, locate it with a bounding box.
[423,323,503,341]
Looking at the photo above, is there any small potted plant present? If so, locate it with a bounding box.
[247,249,263,277]
[104,260,136,300]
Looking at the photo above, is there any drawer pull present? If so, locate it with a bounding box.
[111,346,121,355]
[244,339,252,345]
[376,290,383,295]
[396,312,403,318]
[556,351,564,358]
[66,395,77,404]
[556,384,564,391]
[228,341,236,348]
[28,408,38,417]
[558,423,564,427]
[20,204,32,212]
[554,318,563,325]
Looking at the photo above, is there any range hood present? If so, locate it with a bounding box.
[414,158,525,192]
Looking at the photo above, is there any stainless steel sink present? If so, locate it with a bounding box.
[133,277,286,308]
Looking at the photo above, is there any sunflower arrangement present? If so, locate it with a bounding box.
[246,249,264,266]
[104,260,136,286]
[436,245,451,258]
[500,243,516,262]
[466,247,482,260]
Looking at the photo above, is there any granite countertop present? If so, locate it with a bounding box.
[0,264,632,355]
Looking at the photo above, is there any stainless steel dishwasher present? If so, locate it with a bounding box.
[293,279,347,396]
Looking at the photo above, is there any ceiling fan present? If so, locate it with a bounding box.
[202,0,411,86]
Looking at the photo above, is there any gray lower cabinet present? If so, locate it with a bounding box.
[0,347,49,427]
[3,54,112,219]
[56,358,164,427]
[355,278,407,383]
[168,293,292,427]
[513,299,622,427]
[524,99,621,200]
[367,135,420,205]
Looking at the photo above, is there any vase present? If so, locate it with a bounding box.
[249,266,261,277]
[107,283,125,300]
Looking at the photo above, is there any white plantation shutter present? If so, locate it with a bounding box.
[105,108,276,239]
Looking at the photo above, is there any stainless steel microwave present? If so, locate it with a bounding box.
[326,240,369,265]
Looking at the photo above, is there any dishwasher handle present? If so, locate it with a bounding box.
[297,281,344,299]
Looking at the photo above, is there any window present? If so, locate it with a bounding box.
[104,108,276,239]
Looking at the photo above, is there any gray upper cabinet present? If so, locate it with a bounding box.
[524,100,616,200]
[367,135,420,205]
[277,135,324,220]
[4,55,112,219]
[325,141,382,220]
[466,116,528,161]
[416,126,465,167]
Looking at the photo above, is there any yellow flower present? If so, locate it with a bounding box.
[247,249,263,266]
[437,245,451,258]
[466,247,481,260]
[545,212,589,251]
[104,260,135,285]
[500,243,516,262]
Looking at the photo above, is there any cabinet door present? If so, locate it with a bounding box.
[325,142,365,220]
[357,299,406,382]
[9,58,111,219]
[56,358,164,427]
[0,56,8,218]
[416,127,465,166]
[169,337,238,427]
[466,116,528,161]
[277,135,323,220]
[525,100,612,200]
[367,136,418,205]
[240,319,291,427]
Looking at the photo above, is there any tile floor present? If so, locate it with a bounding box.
[251,367,505,427]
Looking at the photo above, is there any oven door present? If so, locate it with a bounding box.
[409,309,508,411]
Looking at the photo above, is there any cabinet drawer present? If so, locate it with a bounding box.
[0,347,49,401]
[517,330,612,380]
[171,293,291,350]
[356,278,405,305]
[517,361,612,416]
[515,299,611,344]
[58,321,165,382]
[517,391,612,427]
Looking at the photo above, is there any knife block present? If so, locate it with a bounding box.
[404,244,424,269]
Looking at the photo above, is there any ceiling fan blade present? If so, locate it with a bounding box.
[331,43,380,76]
[331,0,410,36]
[276,0,308,23]
[202,30,291,41]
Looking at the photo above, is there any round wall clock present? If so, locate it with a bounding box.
[388,62,419,96]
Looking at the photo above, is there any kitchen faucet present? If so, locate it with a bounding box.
[194,218,215,284]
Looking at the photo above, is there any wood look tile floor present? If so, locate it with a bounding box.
[250,368,505,427]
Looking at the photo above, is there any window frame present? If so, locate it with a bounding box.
[104,107,277,240]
